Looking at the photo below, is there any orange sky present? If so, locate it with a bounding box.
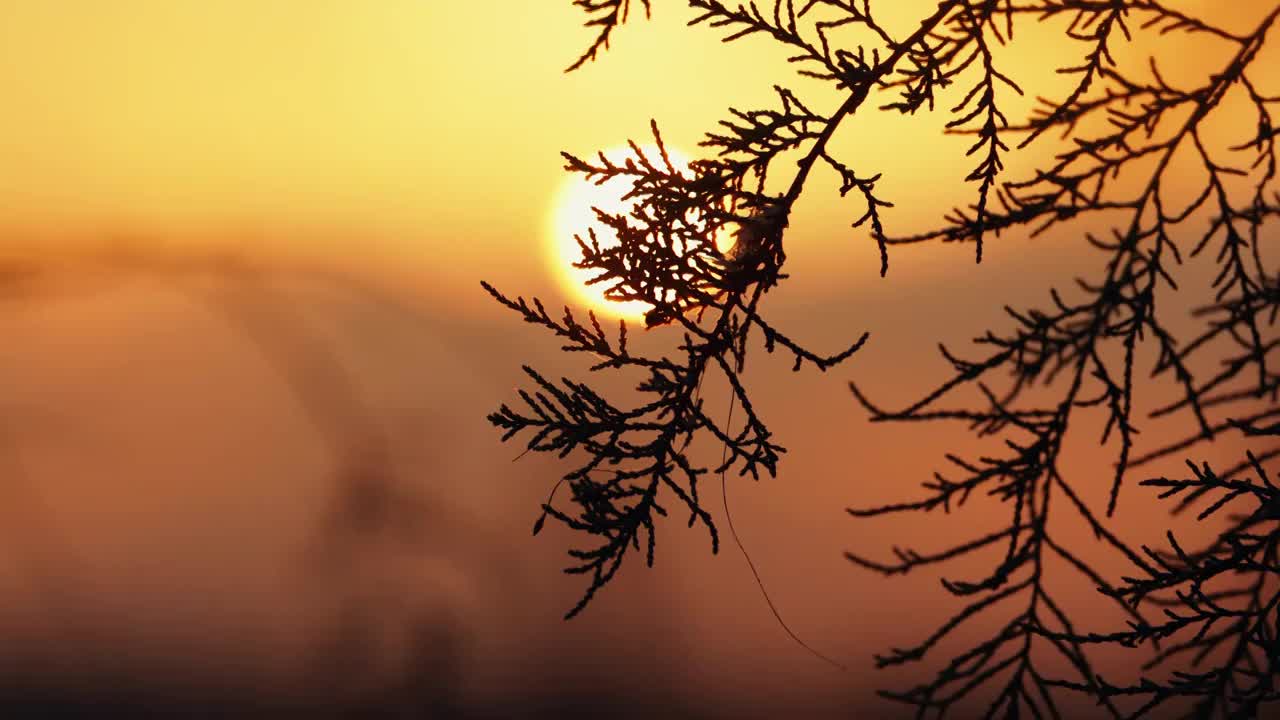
[0,1,1264,300]
[0,2,1274,716]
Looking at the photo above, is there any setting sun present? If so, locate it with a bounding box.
[547,144,695,320]
[547,144,740,321]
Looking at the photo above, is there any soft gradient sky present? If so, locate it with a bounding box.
[0,1,1223,290]
[0,0,1256,293]
[0,1,1272,716]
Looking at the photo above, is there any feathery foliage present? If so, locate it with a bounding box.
[485,1,1278,715]
[1076,430,1280,718]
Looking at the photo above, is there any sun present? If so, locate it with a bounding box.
[547,144,703,321]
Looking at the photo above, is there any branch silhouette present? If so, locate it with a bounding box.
[488,2,1279,716]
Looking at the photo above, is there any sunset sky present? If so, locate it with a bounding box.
[0,1,1202,290]
[0,1,1274,717]
[0,0,1257,290]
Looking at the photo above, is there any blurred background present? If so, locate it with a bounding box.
[0,1,1271,717]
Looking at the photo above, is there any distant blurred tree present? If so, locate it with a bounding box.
[484,1,1279,716]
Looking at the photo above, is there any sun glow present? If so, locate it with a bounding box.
[548,145,733,321]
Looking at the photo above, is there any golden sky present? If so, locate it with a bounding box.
[0,2,796,299]
[0,0,1261,306]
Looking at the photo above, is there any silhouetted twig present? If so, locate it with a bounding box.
[491,3,1279,715]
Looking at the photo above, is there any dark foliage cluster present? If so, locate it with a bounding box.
[486,1,1279,716]
[480,119,869,616]
[1069,424,1280,718]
